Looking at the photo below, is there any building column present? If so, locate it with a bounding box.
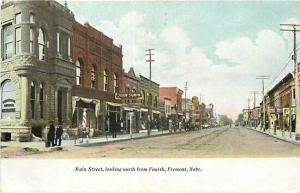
[65,88,72,127]
[54,87,59,124]
[20,77,28,124]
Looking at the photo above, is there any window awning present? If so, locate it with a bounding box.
[123,107,140,111]
[106,101,122,107]
[140,108,148,112]
[152,110,161,114]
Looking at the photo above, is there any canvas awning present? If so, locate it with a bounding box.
[106,101,122,107]
[72,96,101,117]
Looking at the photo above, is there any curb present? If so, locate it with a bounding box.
[247,127,300,147]
[76,130,191,147]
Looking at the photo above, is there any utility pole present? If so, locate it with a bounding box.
[184,81,188,122]
[247,98,250,127]
[199,93,204,129]
[146,49,155,136]
[256,76,270,132]
[280,24,300,140]
[251,91,259,129]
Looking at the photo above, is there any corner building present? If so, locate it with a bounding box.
[0,1,75,141]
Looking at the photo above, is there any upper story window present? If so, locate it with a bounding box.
[75,60,82,85]
[30,13,34,24]
[67,37,71,58]
[30,28,34,54]
[38,28,46,60]
[91,65,97,88]
[15,13,21,24]
[57,32,62,56]
[15,27,21,54]
[3,24,13,59]
[104,69,109,92]
[113,74,118,93]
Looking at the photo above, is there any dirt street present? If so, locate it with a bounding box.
[2,127,300,158]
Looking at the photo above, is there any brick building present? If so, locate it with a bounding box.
[71,21,123,136]
[266,73,295,131]
[159,87,183,128]
[121,67,141,133]
[1,1,75,141]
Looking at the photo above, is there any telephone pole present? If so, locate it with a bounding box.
[146,49,155,136]
[247,98,250,127]
[184,82,188,121]
[251,91,259,129]
[256,75,270,132]
[280,24,300,140]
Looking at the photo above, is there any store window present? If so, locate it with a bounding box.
[0,80,16,119]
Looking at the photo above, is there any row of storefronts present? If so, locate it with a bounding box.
[243,73,297,133]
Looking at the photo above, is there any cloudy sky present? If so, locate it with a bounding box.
[67,1,300,119]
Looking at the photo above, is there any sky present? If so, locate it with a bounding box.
[66,0,300,119]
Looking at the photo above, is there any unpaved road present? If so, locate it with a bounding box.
[2,127,300,158]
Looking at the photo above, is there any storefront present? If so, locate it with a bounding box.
[71,97,101,137]
[106,102,122,133]
[122,106,140,133]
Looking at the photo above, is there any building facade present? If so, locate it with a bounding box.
[138,75,160,130]
[71,21,123,136]
[121,67,141,133]
[159,87,183,128]
[1,1,75,141]
[266,73,295,131]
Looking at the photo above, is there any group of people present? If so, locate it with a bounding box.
[47,121,63,147]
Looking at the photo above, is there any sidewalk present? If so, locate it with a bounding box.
[0,129,184,150]
[248,127,300,146]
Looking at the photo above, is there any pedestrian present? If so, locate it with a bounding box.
[47,121,55,147]
[55,125,63,146]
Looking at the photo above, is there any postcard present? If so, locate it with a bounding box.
[0,0,300,193]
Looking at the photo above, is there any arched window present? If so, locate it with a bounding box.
[38,28,46,60]
[75,60,82,85]
[104,69,109,92]
[30,81,36,119]
[91,65,97,88]
[0,80,16,119]
[142,90,146,105]
[39,83,44,119]
[113,74,117,93]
